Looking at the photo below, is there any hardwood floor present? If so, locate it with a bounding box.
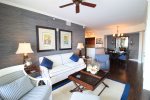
[109,60,150,100]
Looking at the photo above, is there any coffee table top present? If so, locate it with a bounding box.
[68,69,109,91]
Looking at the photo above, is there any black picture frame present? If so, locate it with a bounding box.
[36,26,57,52]
[59,29,72,50]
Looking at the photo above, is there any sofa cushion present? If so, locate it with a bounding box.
[61,52,73,64]
[70,54,80,62]
[41,57,53,69]
[40,55,63,67]
[0,76,34,100]
[49,65,73,77]
[20,85,51,100]
[65,62,81,68]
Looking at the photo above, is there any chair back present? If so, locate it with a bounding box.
[0,65,25,86]
[95,54,110,71]
[118,53,127,61]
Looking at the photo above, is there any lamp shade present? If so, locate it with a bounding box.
[77,43,84,50]
[16,43,34,54]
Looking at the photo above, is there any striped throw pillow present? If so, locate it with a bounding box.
[0,76,34,100]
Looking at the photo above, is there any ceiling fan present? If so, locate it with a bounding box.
[59,0,96,13]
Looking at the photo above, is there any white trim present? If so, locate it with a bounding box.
[143,0,150,91]
[0,0,85,26]
[138,31,145,63]
[129,59,139,62]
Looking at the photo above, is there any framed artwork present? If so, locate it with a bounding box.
[96,38,103,44]
[59,29,72,50]
[95,38,103,48]
[36,26,57,52]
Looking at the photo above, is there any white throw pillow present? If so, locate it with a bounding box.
[0,76,34,100]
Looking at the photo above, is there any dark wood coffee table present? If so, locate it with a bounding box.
[68,69,109,95]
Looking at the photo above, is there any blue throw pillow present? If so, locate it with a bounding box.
[41,57,53,69]
[70,54,80,62]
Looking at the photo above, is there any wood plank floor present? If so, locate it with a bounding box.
[109,60,150,100]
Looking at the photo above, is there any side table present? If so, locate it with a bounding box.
[24,64,41,78]
[24,65,45,86]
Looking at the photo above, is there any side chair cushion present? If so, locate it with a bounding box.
[95,54,110,70]
[118,55,127,61]
[0,76,34,100]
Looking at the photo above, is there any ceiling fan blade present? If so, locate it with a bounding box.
[76,5,80,13]
[59,3,74,8]
[81,2,96,8]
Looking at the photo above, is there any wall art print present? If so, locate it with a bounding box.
[36,26,57,52]
[59,29,72,50]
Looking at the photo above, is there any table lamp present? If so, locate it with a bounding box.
[77,43,84,57]
[16,43,34,63]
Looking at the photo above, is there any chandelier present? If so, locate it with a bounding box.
[113,26,123,37]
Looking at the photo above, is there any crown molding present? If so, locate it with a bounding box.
[0,0,85,26]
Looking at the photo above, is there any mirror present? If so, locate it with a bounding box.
[116,37,128,50]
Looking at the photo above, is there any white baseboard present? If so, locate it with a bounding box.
[129,59,143,63]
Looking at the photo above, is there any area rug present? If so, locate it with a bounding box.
[52,79,130,100]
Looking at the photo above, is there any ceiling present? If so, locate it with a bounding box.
[0,0,147,30]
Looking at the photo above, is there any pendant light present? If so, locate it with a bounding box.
[113,26,123,37]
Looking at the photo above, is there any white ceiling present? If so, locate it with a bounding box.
[0,0,147,30]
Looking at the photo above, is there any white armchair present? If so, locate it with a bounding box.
[71,92,100,100]
[0,65,52,100]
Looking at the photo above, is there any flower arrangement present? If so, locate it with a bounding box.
[86,61,100,74]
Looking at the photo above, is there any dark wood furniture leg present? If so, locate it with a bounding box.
[98,82,109,96]
[70,82,83,92]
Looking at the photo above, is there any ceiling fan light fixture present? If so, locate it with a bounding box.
[59,0,96,13]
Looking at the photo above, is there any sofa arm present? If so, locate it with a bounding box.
[27,75,40,86]
[28,75,51,87]
[78,58,85,64]
[39,66,52,86]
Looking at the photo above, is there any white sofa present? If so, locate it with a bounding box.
[39,52,86,85]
